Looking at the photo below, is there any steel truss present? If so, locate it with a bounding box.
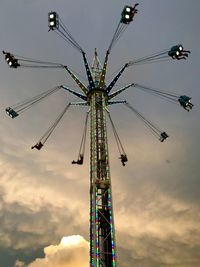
[90,90,116,267]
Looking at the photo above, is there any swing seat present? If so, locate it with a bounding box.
[5,107,19,118]
[159,132,169,142]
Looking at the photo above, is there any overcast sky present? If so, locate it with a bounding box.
[0,1,200,267]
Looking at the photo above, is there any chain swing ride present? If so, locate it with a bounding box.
[3,3,193,267]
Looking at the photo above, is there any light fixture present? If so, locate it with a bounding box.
[121,5,134,24]
[48,11,59,30]
[5,107,19,118]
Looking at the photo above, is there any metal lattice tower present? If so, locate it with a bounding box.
[89,51,116,266]
[3,4,193,267]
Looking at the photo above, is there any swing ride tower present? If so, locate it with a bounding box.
[3,3,193,267]
[89,51,116,267]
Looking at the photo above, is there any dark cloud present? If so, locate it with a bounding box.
[0,248,43,267]
[0,193,82,250]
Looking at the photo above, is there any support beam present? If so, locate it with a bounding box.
[108,100,127,105]
[108,83,134,99]
[98,51,109,90]
[106,64,128,94]
[64,66,88,95]
[61,85,87,101]
[82,52,96,91]
[70,102,88,106]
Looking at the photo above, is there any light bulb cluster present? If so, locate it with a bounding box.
[121,4,138,24]
[48,11,59,30]
[3,51,20,68]
[5,107,19,118]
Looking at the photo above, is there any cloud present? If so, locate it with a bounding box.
[14,236,89,267]
[1,124,200,266]
[0,134,89,250]
[0,190,86,250]
[115,191,200,267]
[1,126,200,266]
[14,261,26,267]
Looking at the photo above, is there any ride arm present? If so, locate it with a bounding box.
[70,102,88,106]
[82,52,96,91]
[98,50,109,90]
[64,66,88,95]
[108,83,134,100]
[61,85,87,101]
[105,63,128,94]
[108,100,127,105]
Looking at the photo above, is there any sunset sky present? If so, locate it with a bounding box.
[0,1,200,266]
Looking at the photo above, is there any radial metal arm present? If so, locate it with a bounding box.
[108,100,127,105]
[70,102,88,106]
[106,63,128,94]
[108,83,134,99]
[64,66,88,95]
[82,52,96,91]
[98,50,109,90]
[61,85,87,101]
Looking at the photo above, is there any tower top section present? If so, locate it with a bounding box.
[91,49,103,86]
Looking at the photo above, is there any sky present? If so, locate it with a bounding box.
[0,0,200,266]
